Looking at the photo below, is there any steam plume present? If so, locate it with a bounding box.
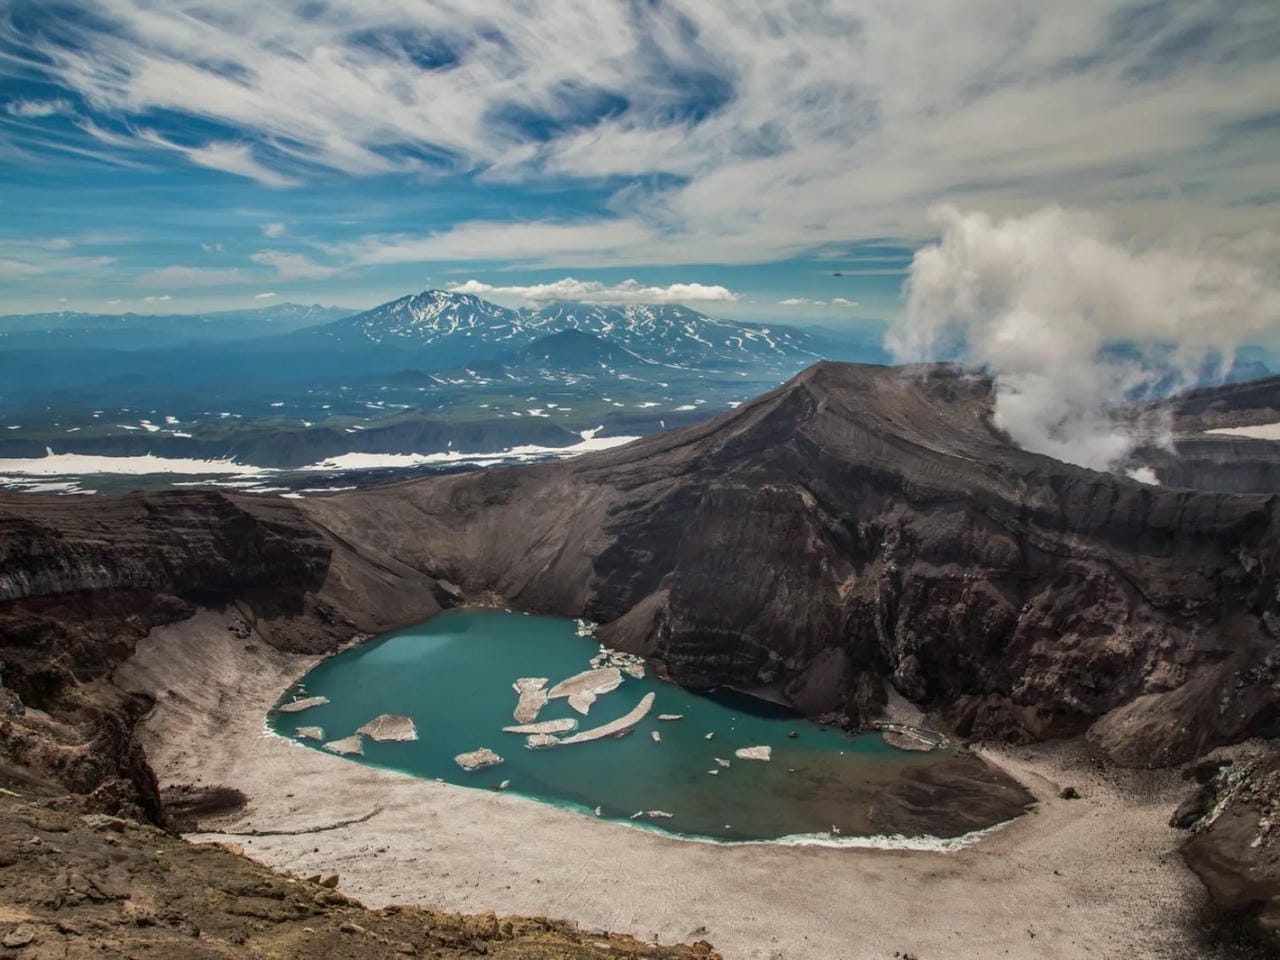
[888,206,1279,470]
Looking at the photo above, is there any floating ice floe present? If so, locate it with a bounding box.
[651,730,661,743]
[658,714,684,721]
[503,718,578,735]
[295,726,324,741]
[735,745,772,762]
[278,696,329,713]
[455,748,504,771]
[557,692,656,745]
[356,714,418,742]
[548,667,622,716]
[645,810,674,819]
[323,734,363,756]
[705,732,715,740]
[714,757,731,768]
[512,677,549,723]
[587,645,646,679]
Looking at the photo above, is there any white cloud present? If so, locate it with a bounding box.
[250,249,338,280]
[777,297,851,306]
[105,299,122,304]
[3,1,1273,267]
[261,222,286,238]
[449,278,739,304]
[342,219,654,267]
[254,291,277,299]
[201,242,223,253]
[0,258,44,278]
[134,130,299,188]
[0,237,117,278]
[136,265,248,287]
[4,98,72,118]
[888,205,1280,470]
[143,294,172,302]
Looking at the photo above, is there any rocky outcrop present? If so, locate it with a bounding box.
[1176,748,1280,953]
[0,797,719,960]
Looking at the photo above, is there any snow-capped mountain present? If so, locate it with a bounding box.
[526,301,823,370]
[308,290,828,373]
[311,290,526,345]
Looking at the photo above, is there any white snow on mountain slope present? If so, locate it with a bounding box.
[323,291,824,372]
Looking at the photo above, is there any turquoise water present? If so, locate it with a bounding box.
[269,609,939,841]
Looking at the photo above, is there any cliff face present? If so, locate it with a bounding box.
[0,493,338,820]
[1,363,1277,814]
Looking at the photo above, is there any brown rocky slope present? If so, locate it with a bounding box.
[0,797,718,959]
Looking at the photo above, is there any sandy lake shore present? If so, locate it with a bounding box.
[114,608,1214,960]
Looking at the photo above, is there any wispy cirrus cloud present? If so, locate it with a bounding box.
[136,131,300,189]
[135,265,248,288]
[0,235,116,277]
[449,278,739,304]
[4,98,72,118]
[0,0,1273,266]
[250,249,339,280]
[340,219,655,267]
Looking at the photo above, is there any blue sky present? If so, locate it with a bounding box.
[0,1,1276,328]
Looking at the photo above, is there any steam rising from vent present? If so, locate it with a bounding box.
[888,206,1280,470]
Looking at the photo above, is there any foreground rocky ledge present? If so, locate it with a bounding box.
[0,798,719,960]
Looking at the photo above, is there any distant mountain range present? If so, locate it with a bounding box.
[297,289,862,374]
[0,303,354,350]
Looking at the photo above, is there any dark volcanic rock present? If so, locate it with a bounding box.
[1182,748,1280,953]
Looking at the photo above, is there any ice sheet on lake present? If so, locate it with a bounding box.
[356,714,418,742]
[503,718,577,735]
[558,692,655,745]
[512,677,549,723]
[455,748,504,771]
[278,696,329,713]
[323,734,363,756]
